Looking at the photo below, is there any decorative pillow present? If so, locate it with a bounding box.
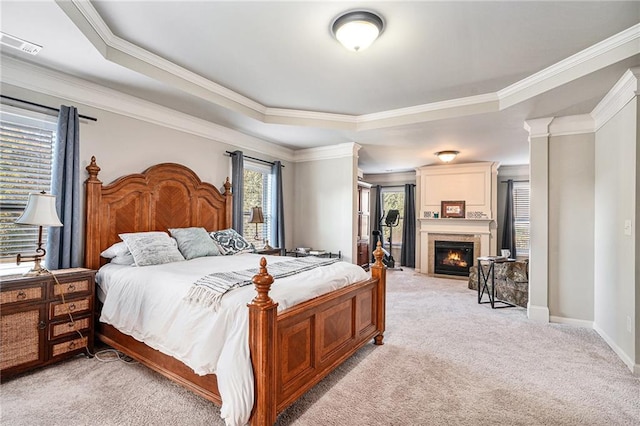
[110,253,135,266]
[119,231,185,267]
[209,228,255,255]
[169,227,220,260]
[100,241,130,259]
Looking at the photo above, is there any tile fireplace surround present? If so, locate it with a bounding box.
[419,218,495,276]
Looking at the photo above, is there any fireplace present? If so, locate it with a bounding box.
[434,240,474,277]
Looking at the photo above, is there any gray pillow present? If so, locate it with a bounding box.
[169,227,220,260]
[209,228,255,255]
[119,231,185,267]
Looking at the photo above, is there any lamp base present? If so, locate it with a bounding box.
[262,239,273,250]
[17,254,48,276]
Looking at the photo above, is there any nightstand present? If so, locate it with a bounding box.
[255,247,281,256]
[0,267,96,380]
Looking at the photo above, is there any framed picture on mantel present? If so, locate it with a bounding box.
[441,200,465,218]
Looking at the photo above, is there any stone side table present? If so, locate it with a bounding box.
[469,260,528,308]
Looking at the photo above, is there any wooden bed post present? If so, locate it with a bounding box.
[84,156,102,270]
[223,177,232,229]
[370,241,386,345]
[248,257,278,425]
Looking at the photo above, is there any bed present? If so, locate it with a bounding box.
[84,157,387,425]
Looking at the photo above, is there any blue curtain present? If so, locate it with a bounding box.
[270,161,285,252]
[231,150,244,233]
[400,184,416,267]
[46,105,81,270]
[501,179,517,257]
[371,185,383,260]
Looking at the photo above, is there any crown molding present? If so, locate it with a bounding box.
[548,114,595,136]
[294,142,361,163]
[591,68,640,131]
[524,117,554,140]
[54,2,640,133]
[0,56,295,162]
[498,23,640,109]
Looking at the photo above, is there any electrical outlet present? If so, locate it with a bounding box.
[627,316,633,333]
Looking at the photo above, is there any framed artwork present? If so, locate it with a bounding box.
[441,200,465,218]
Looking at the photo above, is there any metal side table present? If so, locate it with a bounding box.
[477,256,517,309]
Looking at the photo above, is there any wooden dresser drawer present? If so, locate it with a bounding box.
[49,296,92,320]
[50,336,88,358]
[49,316,91,340]
[1,285,45,306]
[53,279,91,297]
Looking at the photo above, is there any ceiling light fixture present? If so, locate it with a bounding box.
[331,10,384,52]
[435,150,459,163]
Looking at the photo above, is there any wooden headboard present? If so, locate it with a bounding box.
[84,156,232,270]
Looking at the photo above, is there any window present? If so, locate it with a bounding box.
[242,161,273,244]
[513,181,530,256]
[0,108,56,261]
[381,187,404,247]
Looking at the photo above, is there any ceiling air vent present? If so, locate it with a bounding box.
[0,32,42,55]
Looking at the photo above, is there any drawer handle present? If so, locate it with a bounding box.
[68,322,75,328]
[38,320,46,330]
[68,304,76,311]
[68,341,77,350]
[16,291,26,300]
[67,284,76,292]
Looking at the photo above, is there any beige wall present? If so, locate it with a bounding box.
[293,156,357,262]
[594,98,637,370]
[548,134,595,322]
[1,83,296,251]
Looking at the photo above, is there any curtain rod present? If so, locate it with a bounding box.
[225,151,284,168]
[500,179,529,183]
[0,95,98,122]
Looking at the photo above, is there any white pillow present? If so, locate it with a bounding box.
[100,241,130,259]
[119,232,185,267]
[110,253,135,266]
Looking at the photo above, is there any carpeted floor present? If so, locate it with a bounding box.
[2,269,639,425]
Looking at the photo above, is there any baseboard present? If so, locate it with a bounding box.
[593,322,637,375]
[549,316,594,328]
[527,304,549,323]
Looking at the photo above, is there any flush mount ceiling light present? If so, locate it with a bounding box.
[435,150,460,163]
[331,10,384,52]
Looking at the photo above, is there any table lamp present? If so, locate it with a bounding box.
[15,191,63,275]
[248,206,264,241]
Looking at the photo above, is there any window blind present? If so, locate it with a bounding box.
[0,119,55,257]
[242,161,273,243]
[513,181,530,254]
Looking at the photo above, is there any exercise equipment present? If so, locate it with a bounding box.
[372,209,402,269]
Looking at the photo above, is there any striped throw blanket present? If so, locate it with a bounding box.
[185,256,340,310]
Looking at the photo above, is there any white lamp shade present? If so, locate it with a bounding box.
[15,193,63,227]
[335,20,380,51]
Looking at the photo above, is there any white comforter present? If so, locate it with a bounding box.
[96,254,369,426]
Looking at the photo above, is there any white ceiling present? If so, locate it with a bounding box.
[1,1,639,173]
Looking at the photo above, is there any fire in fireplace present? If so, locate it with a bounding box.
[434,240,474,277]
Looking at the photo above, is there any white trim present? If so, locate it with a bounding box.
[548,114,595,136]
[53,2,640,132]
[591,68,640,131]
[293,142,361,163]
[527,304,550,323]
[499,23,640,108]
[593,323,637,374]
[549,315,593,328]
[524,117,554,139]
[1,56,296,162]
[498,164,529,176]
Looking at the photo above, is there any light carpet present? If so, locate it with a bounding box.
[2,269,639,425]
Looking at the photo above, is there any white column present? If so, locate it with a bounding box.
[524,117,554,323]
